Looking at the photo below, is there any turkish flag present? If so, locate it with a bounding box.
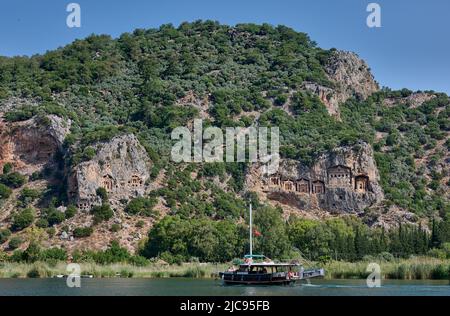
[253,229,262,237]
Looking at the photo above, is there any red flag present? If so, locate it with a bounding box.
[253,228,262,237]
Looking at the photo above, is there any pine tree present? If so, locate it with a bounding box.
[430,219,441,249]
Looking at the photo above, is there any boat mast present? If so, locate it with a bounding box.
[249,201,252,256]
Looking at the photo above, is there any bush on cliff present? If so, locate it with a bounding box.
[91,203,114,224]
[125,197,157,216]
[0,183,12,200]
[11,208,35,231]
[73,226,94,238]
[0,172,27,189]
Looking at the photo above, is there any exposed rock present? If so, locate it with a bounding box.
[303,50,379,119]
[60,231,69,240]
[68,134,152,211]
[383,92,436,108]
[363,204,424,231]
[0,115,70,175]
[57,206,67,213]
[176,90,211,120]
[0,97,39,115]
[247,142,383,214]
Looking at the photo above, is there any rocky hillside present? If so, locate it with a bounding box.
[0,22,448,259]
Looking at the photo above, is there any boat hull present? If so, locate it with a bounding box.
[219,268,324,286]
[219,272,296,286]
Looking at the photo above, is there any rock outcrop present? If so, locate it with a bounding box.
[383,92,436,108]
[303,50,379,119]
[247,142,383,215]
[68,134,152,211]
[0,115,70,175]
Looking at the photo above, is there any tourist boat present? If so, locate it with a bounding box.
[219,203,325,285]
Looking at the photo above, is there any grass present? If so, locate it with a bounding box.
[0,257,448,280]
[0,262,228,279]
[322,257,450,280]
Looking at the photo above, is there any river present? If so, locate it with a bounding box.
[0,278,448,296]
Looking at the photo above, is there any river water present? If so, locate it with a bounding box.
[0,278,448,296]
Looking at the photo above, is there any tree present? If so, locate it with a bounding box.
[253,206,290,259]
[430,219,441,249]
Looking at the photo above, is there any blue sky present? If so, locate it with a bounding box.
[0,0,449,94]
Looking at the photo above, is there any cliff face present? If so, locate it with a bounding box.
[247,142,383,215]
[0,115,70,175]
[68,134,152,211]
[303,50,379,119]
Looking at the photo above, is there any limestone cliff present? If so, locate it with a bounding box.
[0,114,70,175]
[303,50,379,119]
[247,142,384,215]
[68,134,152,211]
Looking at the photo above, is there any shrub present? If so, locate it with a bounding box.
[22,242,41,263]
[110,223,121,232]
[125,197,157,216]
[65,205,77,219]
[83,146,96,161]
[73,227,93,238]
[20,187,41,202]
[41,247,67,261]
[96,187,108,202]
[27,268,41,278]
[35,218,49,228]
[136,220,145,228]
[2,162,13,174]
[91,203,114,224]
[47,209,65,226]
[0,228,12,244]
[0,183,12,199]
[378,252,395,262]
[129,255,149,266]
[46,227,56,237]
[92,240,131,264]
[11,208,35,231]
[427,248,447,260]
[9,250,24,262]
[0,172,27,188]
[8,237,23,250]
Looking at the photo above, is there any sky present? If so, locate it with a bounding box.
[0,0,449,94]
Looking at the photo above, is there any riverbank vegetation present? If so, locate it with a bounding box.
[0,257,448,280]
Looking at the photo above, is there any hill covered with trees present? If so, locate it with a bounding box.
[0,21,448,264]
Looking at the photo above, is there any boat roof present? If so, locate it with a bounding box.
[240,262,300,267]
[240,254,300,267]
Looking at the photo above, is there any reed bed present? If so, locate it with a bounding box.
[0,262,228,279]
[0,258,448,279]
[323,257,450,280]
